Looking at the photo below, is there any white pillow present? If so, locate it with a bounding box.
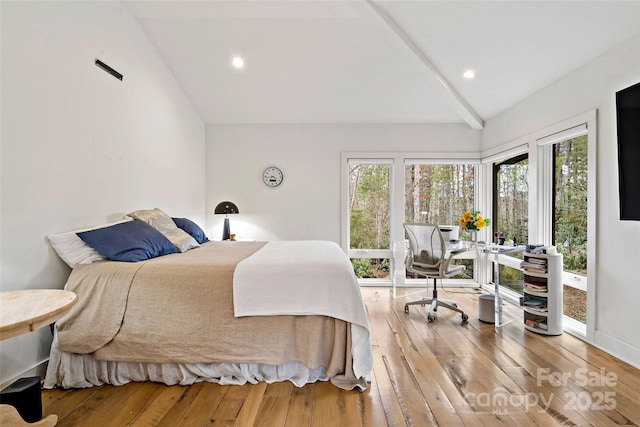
[47,218,132,268]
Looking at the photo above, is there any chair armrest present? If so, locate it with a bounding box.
[443,249,465,272]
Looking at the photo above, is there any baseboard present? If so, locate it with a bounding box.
[593,330,640,370]
[0,360,48,392]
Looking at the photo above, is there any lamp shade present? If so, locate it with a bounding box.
[214,201,239,215]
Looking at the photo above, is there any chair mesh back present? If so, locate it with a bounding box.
[404,223,445,270]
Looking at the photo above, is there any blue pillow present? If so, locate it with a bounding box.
[77,220,178,262]
[172,217,209,244]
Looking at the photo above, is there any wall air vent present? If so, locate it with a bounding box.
[95,59,123,81]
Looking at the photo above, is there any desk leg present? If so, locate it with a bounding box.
[492,251,524,328]
[494,253,502,327]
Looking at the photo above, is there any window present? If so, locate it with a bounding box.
[483,112,596,337]
[538,122,593,333]
[405,162,476,279]
[493,154,529,247]
[342,153,480,286]
[553,134,588,324]
[492,153,529,294]
[405,163,474,226]
[346,160,392,280]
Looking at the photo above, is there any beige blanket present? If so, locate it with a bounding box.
[56,241,367,389]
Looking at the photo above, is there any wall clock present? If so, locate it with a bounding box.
[263,166,284,187]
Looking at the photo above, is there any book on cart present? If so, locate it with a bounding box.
[523,296,548,312]
[520,260,548,272]
[524,282,548,293]
[525,319,548,330]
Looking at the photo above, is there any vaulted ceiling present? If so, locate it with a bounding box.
[123,1,640,128]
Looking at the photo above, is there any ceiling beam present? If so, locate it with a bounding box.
[365,0,484,130]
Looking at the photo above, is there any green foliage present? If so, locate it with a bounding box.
[554,136,588,274]
[350,258,390,279]
[351,258,375,278]
[499,264,524,281]
[405,164,475,225]
[496,158,529,245]
[349,209,366,249]
[349,164,390,250]
[455,259,475,279]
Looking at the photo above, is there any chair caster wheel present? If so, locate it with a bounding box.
[404,304,409,314]
[427,315,435,323]
[461,313,469,322]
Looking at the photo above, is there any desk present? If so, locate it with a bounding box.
[0,289,77,427]
[482,245,526,327]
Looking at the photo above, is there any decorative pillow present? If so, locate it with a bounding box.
[127,208,199,252]
[47,218,133,268]
[76,220,178,262]
[172,217,209,244]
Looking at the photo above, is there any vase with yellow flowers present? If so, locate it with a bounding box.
[458,211,490,242]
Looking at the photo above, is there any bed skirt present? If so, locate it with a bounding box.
[43,336,366,391]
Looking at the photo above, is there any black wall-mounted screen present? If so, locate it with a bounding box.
[616,82,640,220]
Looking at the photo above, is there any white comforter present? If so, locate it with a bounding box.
[233,240,373,380]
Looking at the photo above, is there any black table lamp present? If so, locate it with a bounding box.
[214,201,239,240]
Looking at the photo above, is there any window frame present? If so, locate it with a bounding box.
[482,110,596,340]
[537,121,595,338]
[490,110,598,342]
[343,158,394,284]
[481,146,529,293]
[341,152,482,287]
[492,152,529,244]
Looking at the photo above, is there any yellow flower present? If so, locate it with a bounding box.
[458,210,491,231]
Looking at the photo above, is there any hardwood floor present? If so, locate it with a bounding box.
[42,287,640,426]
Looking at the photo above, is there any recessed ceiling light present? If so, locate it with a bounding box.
[232,56,245,69]
[463,69,475,79]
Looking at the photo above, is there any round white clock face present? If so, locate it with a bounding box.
[263,167,283,187]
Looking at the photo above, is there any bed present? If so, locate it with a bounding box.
[44,237,373,391]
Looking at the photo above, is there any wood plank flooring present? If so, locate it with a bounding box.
[42,287,640,426]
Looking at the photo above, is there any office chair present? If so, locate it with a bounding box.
[403,223,469,323]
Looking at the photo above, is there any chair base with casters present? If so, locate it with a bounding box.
[404,278,469,323]
[403,223,469,323]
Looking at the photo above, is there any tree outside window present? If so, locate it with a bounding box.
[554,135,588,323]
[405,163,475,279]
[348,163,390,279]
[493,154,529,294]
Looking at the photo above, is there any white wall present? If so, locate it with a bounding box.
[483,35,640,367]
[0,1,205,386]
[206,124,481,242]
